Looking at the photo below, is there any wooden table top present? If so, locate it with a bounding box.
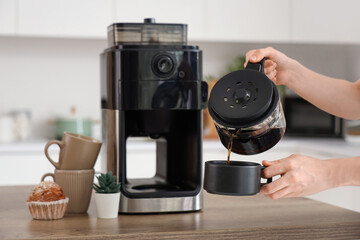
[1,185,360,239]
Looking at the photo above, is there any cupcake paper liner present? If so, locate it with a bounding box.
[26,197,69,220]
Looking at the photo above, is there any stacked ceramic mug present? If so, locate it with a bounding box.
[42,132,102,213]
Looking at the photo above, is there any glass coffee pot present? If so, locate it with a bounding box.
[208,58,286,155]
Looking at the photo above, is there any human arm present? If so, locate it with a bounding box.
[245,47,360,120]
[260,154,360,199]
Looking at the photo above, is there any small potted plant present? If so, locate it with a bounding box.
[93,171,121,219]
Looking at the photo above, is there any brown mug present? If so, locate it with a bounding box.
[44,132,102,170]
[41,169,95,213]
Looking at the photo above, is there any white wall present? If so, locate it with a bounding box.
[0,36,359,139]
[193,41,353,81]
[0,37,106,138]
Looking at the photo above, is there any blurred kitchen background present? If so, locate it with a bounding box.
[1,0,360,211]
[1,0,360,140]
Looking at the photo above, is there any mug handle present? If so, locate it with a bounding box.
[44,140,64,169]
[261,166,273,186]
[41,172,55,182]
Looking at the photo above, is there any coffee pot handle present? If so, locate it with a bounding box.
[44,140,64,169]
[245,57,266,73]
[261,165,273,186]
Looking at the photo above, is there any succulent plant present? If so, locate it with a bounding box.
[93,171,121,194]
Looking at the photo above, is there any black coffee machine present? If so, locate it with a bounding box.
[100,19,207,213]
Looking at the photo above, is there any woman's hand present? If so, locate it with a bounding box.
[260,154,338,199]
[246,47,360,120]
[245,47,299,86]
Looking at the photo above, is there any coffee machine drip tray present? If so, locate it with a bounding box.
[126,177,196,197]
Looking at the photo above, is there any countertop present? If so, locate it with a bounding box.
[1,186,360,239]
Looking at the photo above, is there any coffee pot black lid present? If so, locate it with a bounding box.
[208,60,279,128]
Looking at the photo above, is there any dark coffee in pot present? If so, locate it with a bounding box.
[218,126,285,156]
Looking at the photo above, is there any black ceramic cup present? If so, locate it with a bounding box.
[204,160,272,196]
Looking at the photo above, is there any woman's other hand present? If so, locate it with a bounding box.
[260,154,338,199]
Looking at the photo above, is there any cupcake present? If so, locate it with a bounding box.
[26,181,69,220]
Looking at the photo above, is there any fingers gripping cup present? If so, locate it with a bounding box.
[204,161,272,196]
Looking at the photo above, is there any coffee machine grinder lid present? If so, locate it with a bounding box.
[208,59,279,128]
[107,18,187,47]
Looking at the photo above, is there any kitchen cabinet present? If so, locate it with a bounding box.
[113,0,291,42]
[113,0,207,40]
[125,149,156,179]
[11,0,292,42]
[0,153,53,185]
[204,0,291,42]
[1,0,359,44]
[17,0,113,38]
[0,150,102,186]
[291,0,360,44]
[0,0,16,35]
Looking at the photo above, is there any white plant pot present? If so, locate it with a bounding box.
[94,192,120,219]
